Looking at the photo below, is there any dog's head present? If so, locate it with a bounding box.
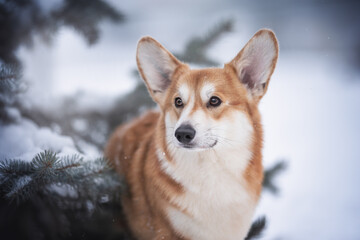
[136,30,278,151]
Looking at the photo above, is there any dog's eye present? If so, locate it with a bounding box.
[208,96,222,107]
[174,97,183,108]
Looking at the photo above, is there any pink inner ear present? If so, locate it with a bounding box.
[137,40,179,94]
[240,47,270,88]
[241,66,257,89]
[153,67,172,93]
[237,33,277,93]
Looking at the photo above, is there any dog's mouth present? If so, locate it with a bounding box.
[178,140,218,150]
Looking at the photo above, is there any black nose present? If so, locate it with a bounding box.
[175,124,196,144]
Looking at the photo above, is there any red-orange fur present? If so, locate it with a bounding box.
[105,29,278,240]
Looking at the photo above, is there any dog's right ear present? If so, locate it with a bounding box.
[136,37,183,104]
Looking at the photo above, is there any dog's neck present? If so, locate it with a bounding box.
[155,136,256,240]
[157,141,253,190]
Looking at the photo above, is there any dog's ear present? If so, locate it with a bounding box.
[228,29,279,101]
[137,37,183,104]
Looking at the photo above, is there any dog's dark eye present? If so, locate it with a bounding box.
[209,96,221,107]
[174,97,183,108]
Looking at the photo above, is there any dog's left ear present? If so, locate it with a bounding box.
[228,29,279,101]
[136,36,183,104]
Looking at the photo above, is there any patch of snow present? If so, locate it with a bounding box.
[37,0,64,12]
[86,200,95,213]
[47,183,78,198]
[0,119,78,162]
[4,107,22,122]
[72,118,88,133]
[100,194,109,203]
[76,139,102,158]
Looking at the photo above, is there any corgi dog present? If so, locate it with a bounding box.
[106,29,279,240]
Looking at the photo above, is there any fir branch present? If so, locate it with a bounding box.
[0,63,22,104]
[0,62,24,124]
[0,63,21,90]
[5,175,34,203]
[263,160,287,194]
[55,163,81,171]
[54,154,82,171]
[0,0,125,64]
[0,150,123,205]
[245,216,267,240]
[0,158,34,176]
[175,19,233,66]
[0,150,128,239]
[0,159,34,191]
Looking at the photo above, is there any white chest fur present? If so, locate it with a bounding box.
[158,149,256,240]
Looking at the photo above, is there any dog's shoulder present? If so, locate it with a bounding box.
[105,110,160,173]
[124,110,160,140]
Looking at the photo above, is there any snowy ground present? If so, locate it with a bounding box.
[1,0,360,239]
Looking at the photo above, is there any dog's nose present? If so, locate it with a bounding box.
[175,124,196,144]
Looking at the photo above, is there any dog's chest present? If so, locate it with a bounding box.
[159,151,255,240]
